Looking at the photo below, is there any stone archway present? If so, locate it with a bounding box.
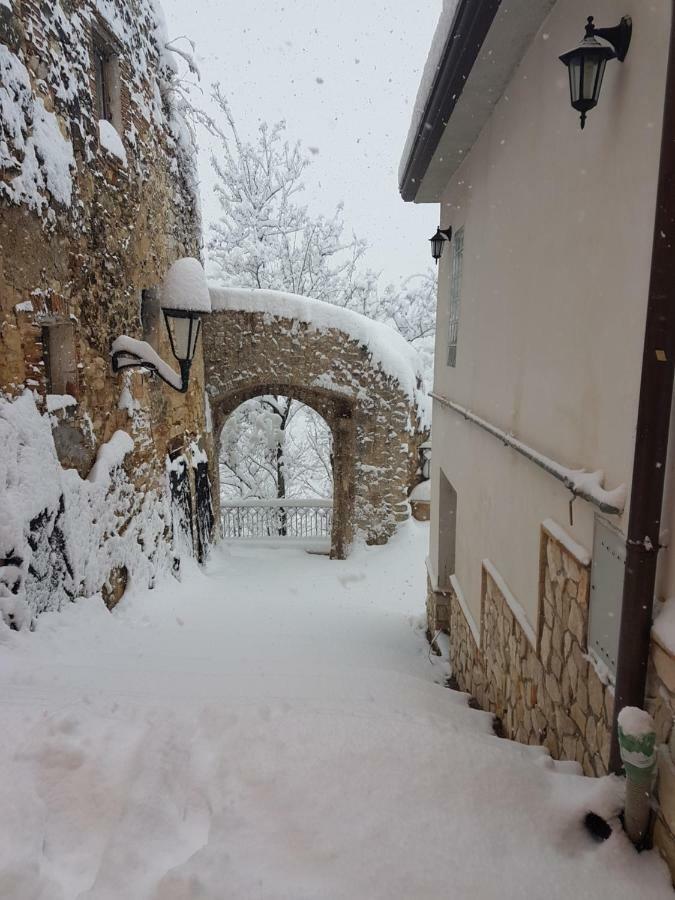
[203,288,429,557]
[213,383,354,559]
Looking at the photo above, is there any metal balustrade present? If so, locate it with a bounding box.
[221,498,333,539]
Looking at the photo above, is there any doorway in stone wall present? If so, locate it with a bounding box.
[218,394,335,552]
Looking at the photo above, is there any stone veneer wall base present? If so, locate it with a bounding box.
[427,522,675,878]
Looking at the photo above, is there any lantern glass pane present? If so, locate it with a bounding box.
[166,313,192,361]
[569,56,581,104]
[592,57,607,103]
[188,317,201,359]
[582,56,600,101]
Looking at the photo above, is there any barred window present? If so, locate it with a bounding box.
[93,41,112,123]
[447,227,464,367]
[91,24,122,132]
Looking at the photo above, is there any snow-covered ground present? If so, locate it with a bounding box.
[0,520,671,899]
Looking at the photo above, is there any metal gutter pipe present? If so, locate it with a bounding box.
[610,2,675,772]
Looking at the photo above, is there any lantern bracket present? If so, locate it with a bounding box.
[587,15,632,62]
[112,345,191,393]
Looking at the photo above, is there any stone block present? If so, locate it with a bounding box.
[654,641,675,695]
[568,601,586,647]
[588,672,605,717]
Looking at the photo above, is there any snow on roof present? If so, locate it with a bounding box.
[398,0,460,186]
[162,258,211,313]
[210,287,429,422]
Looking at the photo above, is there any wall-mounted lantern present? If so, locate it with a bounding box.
[429,226,453,263]
[419,441,432,480]
[559,16,632,129]
[111,258,211,394]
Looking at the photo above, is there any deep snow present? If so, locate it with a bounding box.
[0,520,671,899]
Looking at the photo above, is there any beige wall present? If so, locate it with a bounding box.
[429,0,671,628]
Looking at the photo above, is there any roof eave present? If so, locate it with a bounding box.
[399,0,501,203]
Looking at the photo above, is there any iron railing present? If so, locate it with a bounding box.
[221,498,333,538]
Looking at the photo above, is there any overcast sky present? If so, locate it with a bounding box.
[160,0,441,288]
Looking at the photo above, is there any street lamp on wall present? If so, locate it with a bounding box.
[559,16,632,129]
[111,258,211,394]
[429,226,452,264]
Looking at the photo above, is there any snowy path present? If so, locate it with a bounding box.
[0,521,671,899]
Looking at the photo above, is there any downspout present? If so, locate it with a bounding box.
[610,1,675,772]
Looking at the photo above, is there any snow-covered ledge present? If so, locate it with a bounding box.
[430,392,626,515]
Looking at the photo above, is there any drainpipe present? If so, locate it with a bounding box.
[610,1,675,772]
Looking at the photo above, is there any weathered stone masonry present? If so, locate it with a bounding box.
[1,0,215,619]
[204,304,428,558]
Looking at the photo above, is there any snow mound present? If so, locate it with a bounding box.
[163,258,211,312]
[0,392,171,627]
[210,286,428,423]
[409,479,430,501]
[617,706,655,738]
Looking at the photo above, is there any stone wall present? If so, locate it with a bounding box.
[0,0,214,620]
[204,306,428,555]
[428,519,675,874]
[427,523,613,775]
[647,634,675,871]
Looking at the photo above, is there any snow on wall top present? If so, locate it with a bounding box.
[210,287,429,423]
[398,0,460,186]
[162,258,211,312]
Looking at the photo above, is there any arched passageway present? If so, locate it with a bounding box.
[213,384,353,558]
[203,288,429,557]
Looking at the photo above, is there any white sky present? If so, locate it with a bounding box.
[160,0,442,288]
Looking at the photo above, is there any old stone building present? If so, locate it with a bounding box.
[0,0,215,623]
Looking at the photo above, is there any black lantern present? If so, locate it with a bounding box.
[112,258,209,393]
[163,307,202,387]
[559,16,632,129]
[429,226,452,263]
[112,304,203,393]
[418,441,432,480]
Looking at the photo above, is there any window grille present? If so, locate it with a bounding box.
[447,227,464,367]
[91,25,121,131]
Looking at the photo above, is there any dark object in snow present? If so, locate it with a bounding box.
[491,714,505,738]
[194,460,215,564]
[584,812,612,842]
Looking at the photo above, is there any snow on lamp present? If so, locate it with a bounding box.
[111,258,211,393]
[559,16,632,130]
[429,226,452,264]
